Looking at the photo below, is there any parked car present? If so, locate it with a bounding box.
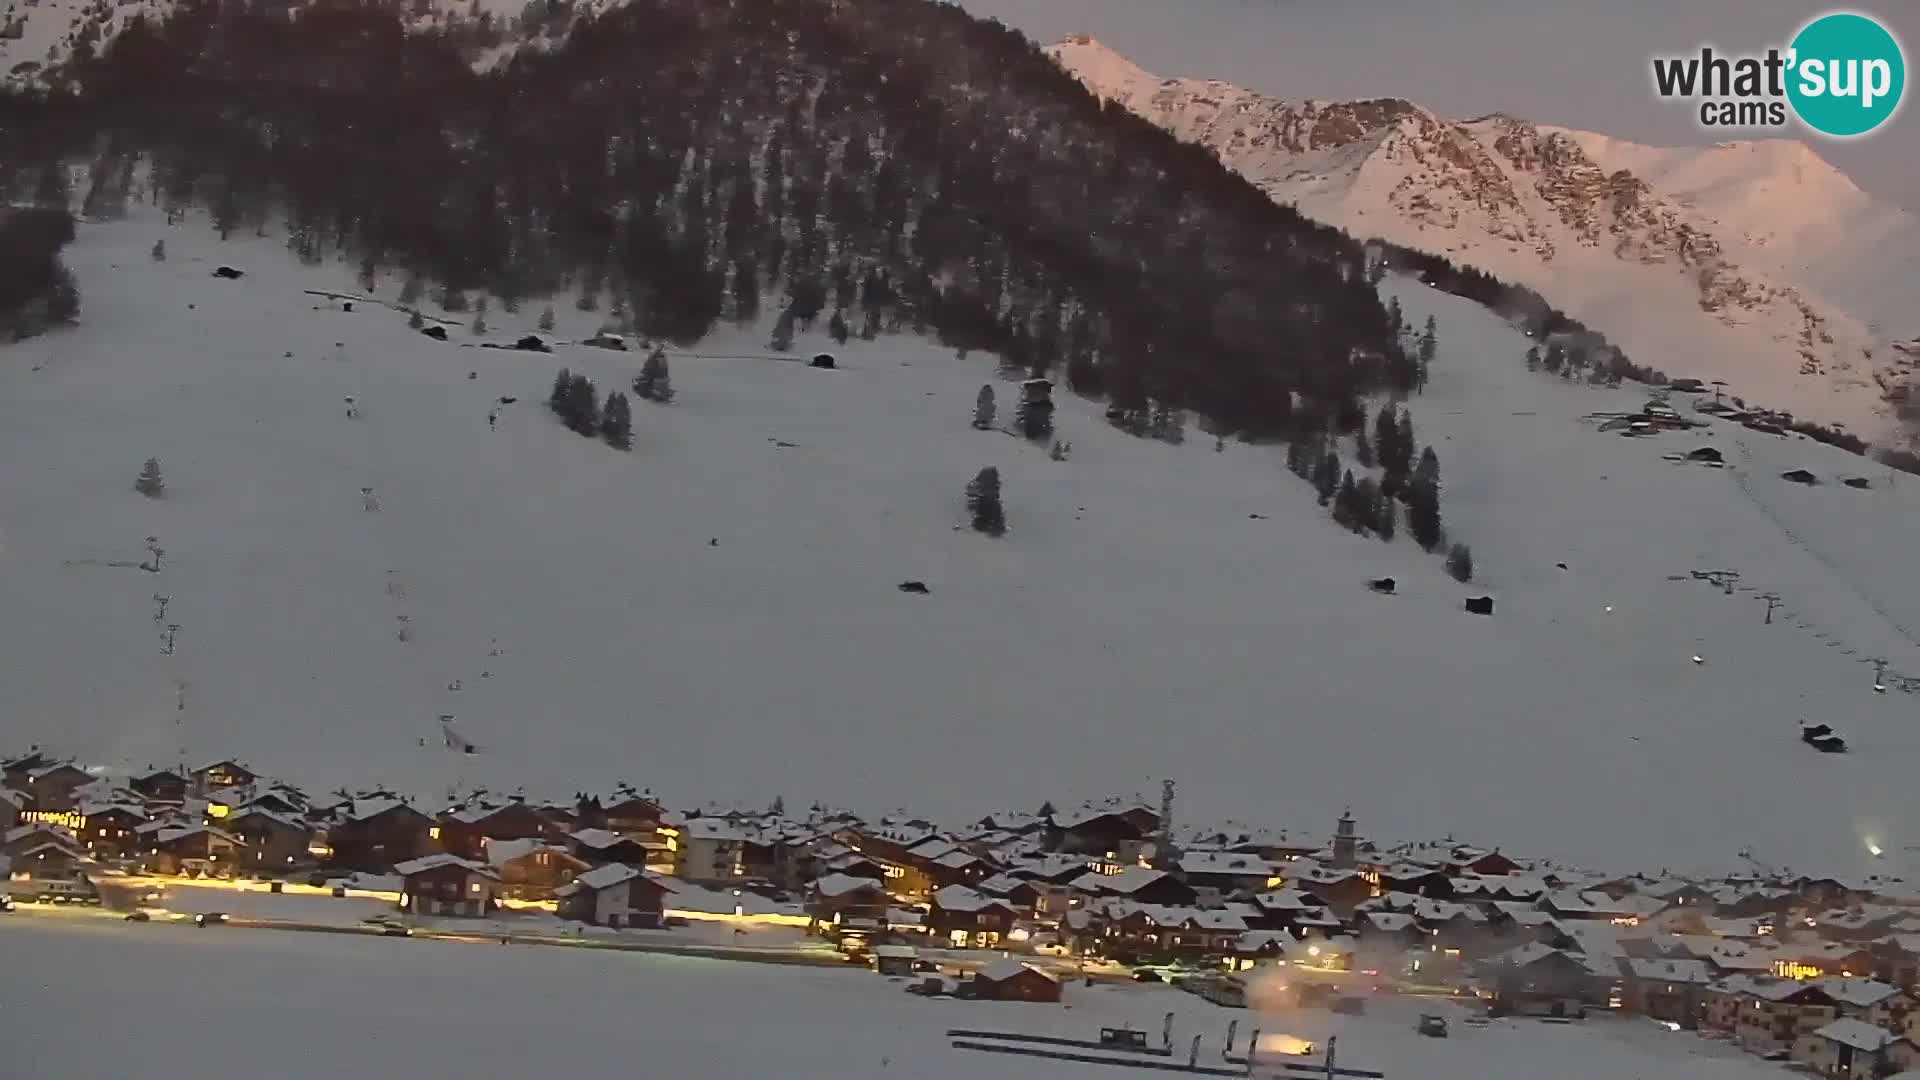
[380,925,413,937]
[194,911,229,927]
[1132,969,1163,983]
[124,910,151,922]
[1417,1014,1450,1038]
[0,893,14,913]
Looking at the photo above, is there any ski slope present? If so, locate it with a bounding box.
[5,210,1920,877]
[3,918,1789,1080]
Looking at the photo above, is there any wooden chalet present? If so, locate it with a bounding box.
[139,824,242,876]
[191,760,258,793]
[555,863,672,928]
[967,958,1061,1003]
[807,872,891,935]
[394,854,500,917]
[485,838,590,901]
[436,799,567,860]
[927,884,1021,948]
[227,807,314,871]
[327,799,438,872]
[130,769,189,803]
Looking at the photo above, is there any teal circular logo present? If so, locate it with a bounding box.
[1787,12,1906,137]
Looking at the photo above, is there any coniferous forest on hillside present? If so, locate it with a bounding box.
[2,0,1425,442]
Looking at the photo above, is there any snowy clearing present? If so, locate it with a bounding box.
[4,210,1920,877]
[2,918,1785,1080]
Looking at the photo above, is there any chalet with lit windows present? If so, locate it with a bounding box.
[435,799,567,860]
[140,825,242,876]
[1794,1018,1916,1077]
[1444,848,1524,877]
[76,803,148,860]
[130,769,189,804]
[1619,957,1714,1025]
[326,799,438,872]
[227,807,313,872]
[1245,887,1341,935]
[555,862,672,928]
[1379,862,1454,899]
[1539,888,1667,924]
[1076,901,1249,962]
[1816,978,1913,1029]
[1485,944,1617,1016]
[5,828,93,882]
[927,885,1021,948]
[814,848,891,884]
[974,872,1046,914]
[573,791,663,837]
[1045,803,1160,858]
[395,854,500,917]
[2,752,53,791]
[485,838,590,901]
[1450,873,1547,904]
[740,823,821,890]
[921,844,994,890]
[1287,864,1374,917]
[191,759,257,793]
[1359,911,1425,949]
[806,872,891,935]
[1070,866,1197,909]
[567,827,672,872]
[672,817,748,883]
[1729,978,1840,1055]
[1774,942,1882,983]
[1176,851,1278,898]
[18,763,94,811]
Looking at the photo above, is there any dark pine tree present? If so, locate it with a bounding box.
[600,391,633,450]
[966,466,1006,537]
[635,347,673,403]
[1408,446,1443,552]
[972,384,996,430]
[1313,447,1341,506]
[1445,542,1474,583]
[1354,429,1375,469]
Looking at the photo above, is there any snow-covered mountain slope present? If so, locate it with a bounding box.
[8,209,1920,878]
[1047,35,1920,440]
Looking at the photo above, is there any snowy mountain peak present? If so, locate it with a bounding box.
[1046,40,1920,439]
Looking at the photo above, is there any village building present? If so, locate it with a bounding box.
[967,958,1061,1003]
[926,884,1021,948]
[17,763,94,811]
[435,799,567,860]
[872,944,919,977]
[190,760,258,794]
[0,789,21,832]
[1177,850,1279,899]
[139,824,242,877]
[129,769,189,804]
[555,863,672,928]
[1816,978,1914,1030]
[326,799,438,872]
[72,803,147,861]
[394,854,500,917]
[567,827,672,873]
[1729,979,1841,1055]
[1069,866,1197,909]
[1619,957,1714,1026]
[665,817,750,883]
[1485,944,1616,1017]
[1794,1018,1913,1078]
[807,873,891,936]
[5,832,94,885]
[1045,803,1160,859]
[225,807,312,871]
[485,838,590,901]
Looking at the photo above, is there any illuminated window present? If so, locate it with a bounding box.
[428,827,442,840]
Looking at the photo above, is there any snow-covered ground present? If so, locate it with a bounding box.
[6,208,1920,878]
[2,918,1786,1080]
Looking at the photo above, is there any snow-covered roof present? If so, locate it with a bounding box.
[1813,977,1903,1008]
[155,825,240,846]
[813,873,885,899]
[1183,909,1248,931]
[974,872,1030,896]
[571,863,642,891]
[1365,912,1417,932]
[345,798,414,823]
[680,817,748,842]
[932,849,983,870]
[392,853,496,878]
[0,788,23,809]
[1624,958,1714,984]
[1813,1018,1896,1052]
[1076,866,1170,895]
[567,827,625,850]
[932,885,1007,913]
[484,838,546,866]
[976,958,1054,983]
[1178,850,1274,876]
[1251,888,1324,912]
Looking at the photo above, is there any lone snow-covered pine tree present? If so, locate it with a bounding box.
[1446,542,1474,583]
[600,391,633,450]
[635,347,673,403]
[1408,446,1443,552]
[134,457,165,498]
[972,384,996,430]
[966,466,1006,537]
